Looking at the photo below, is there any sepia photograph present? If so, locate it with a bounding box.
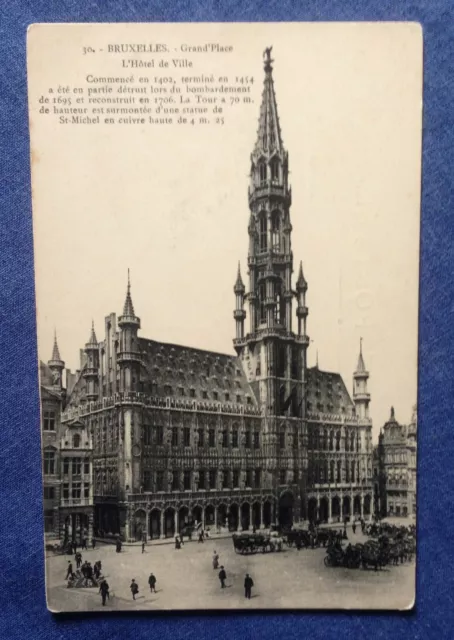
[27,22,422,612]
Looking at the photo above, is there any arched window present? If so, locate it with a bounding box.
[259,214,267,251]
[259,283,266,324]
[351,460,355,482]
[271,158,279,182]
[351,433,355,452]
[259,162,267,185]
[336,460,341,482]
[345,433,350,452]
[329,431,334,451]
[73,434,80,448]
[271,211,280,251]
[330,460,335,483]
[335,431,341,451]
[323,430,328,451]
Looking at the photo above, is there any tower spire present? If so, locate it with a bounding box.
[356,337,366,373]
[123,268,136,317]
[353,339,370,419]
[48,329,65,388]
[254,46,283,156]
[51,329,61,362]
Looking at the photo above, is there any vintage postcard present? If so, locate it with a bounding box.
[27,22,421,612]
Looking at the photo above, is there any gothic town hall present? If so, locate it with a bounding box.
[40,50,374,544]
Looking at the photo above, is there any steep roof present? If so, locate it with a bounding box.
[253,47,284,157]
[306,366,354,415]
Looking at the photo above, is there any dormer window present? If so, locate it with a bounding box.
[73,434,80,448]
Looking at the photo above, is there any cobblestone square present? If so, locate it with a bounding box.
[46,532,415,612]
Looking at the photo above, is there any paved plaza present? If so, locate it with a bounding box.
[46,528,415,612]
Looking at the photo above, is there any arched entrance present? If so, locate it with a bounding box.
[179,506,189,532]
[353,495,361,517]
[218,504,228,530]
[228,504,239,531]
[332,496,340,523]
[132,509,146,541]
[149,509,161,539]
[192,505,202,528]
[278,491,294,528]
[364,494,371,516]
[240,502,251,531]
[164,507,175,538]
[263,501,272,528]
[205,505,215,528]
[343,495,351,520]
[319,497,329,523]
[252,502,261,529]
[308,497,317,523]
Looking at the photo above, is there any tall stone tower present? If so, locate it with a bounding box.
[118,271,141,394]
[353,338,370,419]
[233,47,310,418]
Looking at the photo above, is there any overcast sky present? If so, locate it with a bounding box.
[29,22,422,436]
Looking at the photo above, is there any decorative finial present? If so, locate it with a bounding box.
[390,406,395,419]
[316,349,319,368]
[360,336,363,354]
[263,46,273,71]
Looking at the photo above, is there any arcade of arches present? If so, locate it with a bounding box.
[128,500,275,541]
[307,493,372,524]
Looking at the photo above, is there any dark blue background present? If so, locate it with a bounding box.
[1,1,453,638]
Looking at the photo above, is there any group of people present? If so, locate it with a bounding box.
[65,555,102,588]
[213,550,254,599]
[128,573,158,601]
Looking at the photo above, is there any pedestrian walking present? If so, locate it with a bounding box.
[81,538,87,551]
[148,572,157,593]
[65,561,74,580]
[92,538,96,550]
[75,551,82,569]
[198,529,204,544]
[218,566,226,589]
[244,574,254,599]
[142,541,146,554]
[130,579,139,600]
[352,521,357,535]
[116,538,122,553]
[99,579,110,606]
[212,550,219,569]
[175,536,181,550]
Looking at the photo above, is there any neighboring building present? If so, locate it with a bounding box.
[376,406,417,518]
[40,334,94,543]
[40,49,373,542]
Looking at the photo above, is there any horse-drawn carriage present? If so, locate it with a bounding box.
[324,543,362,569]
[232,532,283,554]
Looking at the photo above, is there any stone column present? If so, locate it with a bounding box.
[145,510,149,541]
[88,510,94,544]
[316,493,320,522]
[328,495,332,524]
[174,510,179,536]
[202,506,205,531]
[160,510,165,539]
[75,514,81,541]
[260,502,264,529]
[248,504,253,531]
[360,493,364,519]
[214,506,218,532]
[340,493,344,519]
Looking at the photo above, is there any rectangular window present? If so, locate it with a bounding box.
[255,469,261,488]
[202,390,208,399]
[156,425,163,445]
[246,469,253,487]
[279,469,286,484]
[199,471,206,490]
[84,483,90,498]
[179,387,185,396]
[222,430,228,448]
[72,458,81,475]
[83,460,90,475]
[233,469,240,488]
[254,431,260,449]
[43,486,54,500]
[43,510,54,533]
[213,391,219,401]
[43,451,55,475]
[172,472,179,491]
[43,410,56,431]
[63,458,69,475]
[232,429,239,448]
[63,483,69,500]
[208,429,215,447]
[143,424,152,445]
[183,427,190,447]
[184,470,191,490]
[222,470,230,489]
[225,392,230,402]
[209,470,217,489]
[279,431,285,449]
[236,394,242,403]
[171,427,179,447]
[156,471,164,492]
[245,430,251,449]
[190,388,195,398]
[72,482,81,499]
[197,428,204,447]
[143,469,152,490]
